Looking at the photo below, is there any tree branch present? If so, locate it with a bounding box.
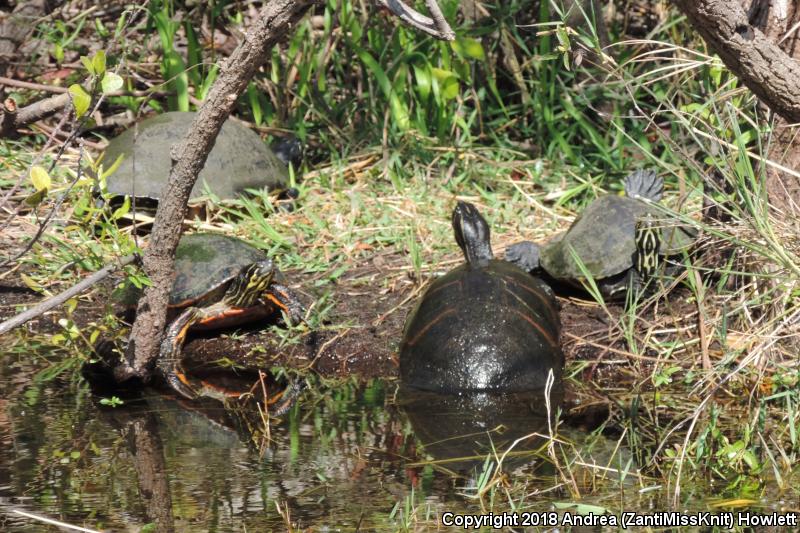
[671,0,800,123]
[112,0,454,383]
[0,254,137,336]
[0,93,71,137]
[118,0,316,383]
[377,0,456,40]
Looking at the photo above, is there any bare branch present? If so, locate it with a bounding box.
[119,0,316,383]
[0,93,71,136]
[0,76,176,137]
[0,254,137,336]
[377,0,455,40]
[671,0,800,123]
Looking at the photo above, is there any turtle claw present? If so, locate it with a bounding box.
[624,169,663,202]
[268,282,305,326]
[270,378,306,416]
[167,371,199,400]
[505,241,542,273]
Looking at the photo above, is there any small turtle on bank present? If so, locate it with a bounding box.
[506,170,696,298]
[102,112,300,208]
[118,233,304,407]
[400,202,563,393]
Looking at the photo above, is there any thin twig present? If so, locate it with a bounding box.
[0,253,137,336]
[0,75,173,97]
[0,144,88,269]
[376,0,455,40]
[11,510,102,533]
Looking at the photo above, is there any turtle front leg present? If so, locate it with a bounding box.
[268,377,307,416]
[505,241,542,273]
[158,307,201,399]
[265,283,305,326]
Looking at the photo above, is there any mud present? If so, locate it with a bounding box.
[0,250,635,384]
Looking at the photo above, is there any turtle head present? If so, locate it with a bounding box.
[634,214,661,280]
[227,259,276,307]
[271,136,303,167]
[452,201,493,266]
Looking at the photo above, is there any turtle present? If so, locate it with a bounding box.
[505,169,696,298]
[102,112,299,208]
[399,202,563,393]
[120,233,305,402]
[398,387,558,473]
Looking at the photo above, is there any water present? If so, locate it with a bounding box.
[0,355,634,532]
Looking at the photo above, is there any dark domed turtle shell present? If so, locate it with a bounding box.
[400,260,562,392]
[103,112,289,204]
[400,202,562,393]
[541,196,695,282]
[169,233,275,307]
[506,170,696,298]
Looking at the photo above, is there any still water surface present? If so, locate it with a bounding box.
[1,354,630,531]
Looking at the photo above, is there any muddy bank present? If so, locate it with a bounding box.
[0,249,641,384]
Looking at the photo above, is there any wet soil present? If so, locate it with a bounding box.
[0,249,638,382]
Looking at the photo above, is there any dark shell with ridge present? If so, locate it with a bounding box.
[400,259,562,393]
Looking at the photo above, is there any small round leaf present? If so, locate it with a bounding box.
[101,72,123,95]
[68,84,91,118]
[30,165,51,191]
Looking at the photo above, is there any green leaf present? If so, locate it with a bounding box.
[197,64,219,101]
[30,165,51,191]
[431,68,459,100]
[742,450,760,470]
[92,50,106,75]
[430,67,457,81]
[100,396,125,407]
[247,82,262,125]
[52,43,64,64]
[68,84,91,118]
[94,17,109,38]
[355,48,409,130]
[556,26,572,51]
[111,195,131,221]
[451,37,485,60]
[162,50,189,112]
[440,76,459,100]
[24,189,47,206]
[101,72,123,94]
[20,273,44,292]
[80,55,95,76]
[412,63,431,101]
[100,153,124,180]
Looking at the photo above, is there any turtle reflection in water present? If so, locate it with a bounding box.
[398,388,559,474]
[400,202,563,393]
[506,170,696,298]
[118,233,305,409]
